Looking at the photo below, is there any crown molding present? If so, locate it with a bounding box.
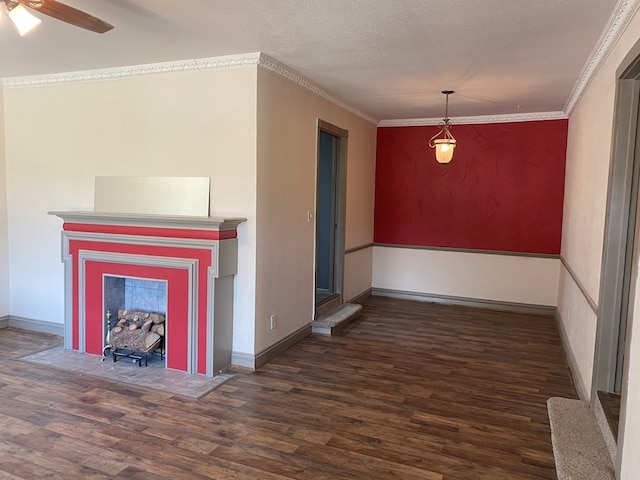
[1,53,262,88]
[256,53,377,124]
[1,51,377,125]
[378,111,568,127]
[564,0,640,115]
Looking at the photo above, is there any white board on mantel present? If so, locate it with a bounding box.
[94,176,210,216]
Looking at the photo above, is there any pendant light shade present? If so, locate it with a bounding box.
[429,90,456,164]
[4,2,41,36]
[433,138,456,164]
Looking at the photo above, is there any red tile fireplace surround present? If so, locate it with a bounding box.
[50,211,245,376]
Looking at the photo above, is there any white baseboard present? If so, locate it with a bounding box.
[0,316,8,329]
[231,351,255,369]
[372,288,557,316]
[6,316,64,337]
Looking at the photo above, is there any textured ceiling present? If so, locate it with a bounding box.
[0,0,623,121]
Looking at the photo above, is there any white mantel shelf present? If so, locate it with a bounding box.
[48,211,246,232]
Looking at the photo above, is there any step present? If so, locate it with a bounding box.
[547,397,615,480]
[315,294,341,318]
[594,391,618,466]
[311,303,362,335]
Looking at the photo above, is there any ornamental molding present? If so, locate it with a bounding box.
[1,51,377,124]
[378,111,568,127]
[256,53,377,124]
[1,52,263,88]
[4,0,636,126]
[564,0,640,115]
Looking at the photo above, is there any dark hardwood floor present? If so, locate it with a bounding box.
[0,296,576,479]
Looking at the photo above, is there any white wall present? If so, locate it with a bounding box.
[0,88,9,318]
[559,5,640,477]
[255,68,376,354]
[2,67,258,355]
[373,246,560,307]
[2,59,377,362]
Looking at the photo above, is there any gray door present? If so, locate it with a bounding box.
[315,120,347,310]
[316,130,338,294]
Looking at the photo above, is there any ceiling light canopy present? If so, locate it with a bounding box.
[429,90,457,164]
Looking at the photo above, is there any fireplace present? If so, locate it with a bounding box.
[49,211,245,376]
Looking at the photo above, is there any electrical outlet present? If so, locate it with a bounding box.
[270,314,277,330]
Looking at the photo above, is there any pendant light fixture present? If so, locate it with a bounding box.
[429,90,456,164]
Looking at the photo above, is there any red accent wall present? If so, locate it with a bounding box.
[63,223,237,240]
[374,120,568,254]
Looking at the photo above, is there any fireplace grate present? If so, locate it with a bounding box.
[102,309,166,367]
[111,348,164,367]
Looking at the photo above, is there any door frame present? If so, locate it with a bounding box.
[315,119,348,312]
[593,65,640,397]
[592,41,640,471]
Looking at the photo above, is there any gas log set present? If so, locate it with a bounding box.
[104,310,165,366]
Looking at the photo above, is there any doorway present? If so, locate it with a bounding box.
[592,50,640,445]
[315,120,347,316]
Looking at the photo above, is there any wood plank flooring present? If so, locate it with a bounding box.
[0,296,576,479]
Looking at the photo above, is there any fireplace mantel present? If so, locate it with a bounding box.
[49,211,246,232]
[49,210,246,376]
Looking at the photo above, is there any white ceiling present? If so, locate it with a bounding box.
[0,0,625,121]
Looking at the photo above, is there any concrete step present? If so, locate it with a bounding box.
[315,294,341,318]
[594,391,618,466]
[547,397,615,480]
[311,303,362,335]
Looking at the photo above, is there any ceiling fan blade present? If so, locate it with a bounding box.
[19,0,113,33]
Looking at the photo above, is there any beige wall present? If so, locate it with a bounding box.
[560,6,640,477]
[558,31,618,398]
[556,267,596,399]
[255,68,376,354]
[2,67,258,354]
[0,89,8,317]
[343,103,377,302]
